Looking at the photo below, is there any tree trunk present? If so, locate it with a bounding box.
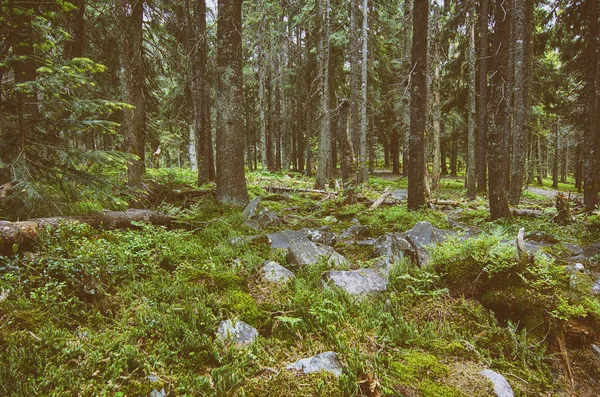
[119,0,146,188]
[488,0,512,219]
[408,0,428,210]
[552,118,560,189]
[215,0,249,206]
[584,0,600,210]
[258,3,268,171]
[350,0,360,169]
[467,4,477,199]
[64,0,85,59]
[316,0,332,189]
[358,0,369,184]
[431,5,442,194]
[477,0,489,193]
[195,0,214,184]
[401,0,412,177]
[508,0,527,204]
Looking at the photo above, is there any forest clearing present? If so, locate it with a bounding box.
[1,0,600,396]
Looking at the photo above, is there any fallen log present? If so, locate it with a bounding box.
[265,186,339,195]
[512,208,544,218]
[0,209,173,254]
[369,187,391,210]
[427,199,461,206]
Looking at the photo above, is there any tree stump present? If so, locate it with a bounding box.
[552,192,575,225]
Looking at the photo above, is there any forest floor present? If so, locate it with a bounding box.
[1,168,600,397]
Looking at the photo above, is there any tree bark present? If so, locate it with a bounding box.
[408,0,428,210]
[508,0,527,204]
[584,0,600,210]
[431,5,442,194]
[477,0,489,193]
[316,0,332,189]
[488,0,512,219]
[552,118,560,189]
[358,0,369,184]
[118,0,146,188]
[215,0,249,206]
[467,4,477,199]
[350,0,360,169]
[401,0,412,177]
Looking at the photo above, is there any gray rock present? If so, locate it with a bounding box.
[216,319,258,346]
[147,373,160,383]
[267,229,310,249]
[254,208,282,229]
[286,351,343,377]
[525,231,559,244]
[341,225,369,240]
[565,263,587,274]
[592,344,600,362]
[323,269,387,296]
[403,221,455,267]
[286,242,348,267]
[262,261,295,284]
[582,241,600,262]
[593,278,600,295]
[230,235,268,246]
[561,242,583,257]
[150,389,166,397]
[372,234,413,272]
[304,226,337,246]
[480,369,514,397]
[391,189,408,201]
[243,197,261,218]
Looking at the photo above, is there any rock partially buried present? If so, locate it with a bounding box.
[341,224,369,240]
[593,278,600,295]
[480,369,514,397]
[323,269,387,296]
[267,229,311,249]
[243,197,261,218]
[262,261,295,284]
[403,221,455,267]
[216,319,258,346]
[286,351,343,377]
[304,226,337,246]
[372,234,414,273]
[286,241,348,267]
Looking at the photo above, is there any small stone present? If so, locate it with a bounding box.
[323,269,388,296]
[262,261,295,284]
[150,389,166,397]
[304,226,337,246]
[243,197,261,218]
[216,319,258,346]
[592,344,600,362]
[480,369,514,397]
[286,351,343,377]
[147,373,160,383]
[592,278,600,295]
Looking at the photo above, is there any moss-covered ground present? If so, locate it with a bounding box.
[1,169,599,396]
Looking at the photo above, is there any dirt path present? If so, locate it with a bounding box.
[527,186,558,199]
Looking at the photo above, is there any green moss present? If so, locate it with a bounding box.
[393,351,449,383]
[240,370,342,397]
[418,379,466,397]
[224,290,265,326]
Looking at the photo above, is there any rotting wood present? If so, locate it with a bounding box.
[516,227,533,264]
[0,209,174,254]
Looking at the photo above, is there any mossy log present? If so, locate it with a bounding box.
[0,209,173,254]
